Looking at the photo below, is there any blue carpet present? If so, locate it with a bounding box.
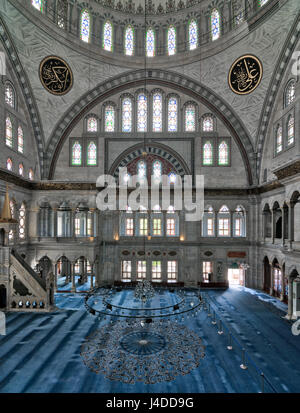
[0,287,298,393]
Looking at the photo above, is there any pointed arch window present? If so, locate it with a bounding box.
[80,10,90,43]
[202,206,215,236]
[285,80,295,107]
[125,25,134,56]
[87,116,98,132]
[287,115,295,146]
[146,28,155,57]
[6,117,13,147]
[57,0,68,29]
[169,172,177,184]
[18,126,24,153]
[122,98,132,132]
[218,141,229,165]
[202,115,214,132]
[104,106,115,132]
[188,20,198,50]
[168,97,178,132]
[185,104,196,132]
[211,9,220,41]
[152,92,162,132]
[276,125,283,153]
[19,203,26,239]
[152,160,162,179]
[29,168,34,181]
[5,83,15,108]
[72,141,82,165]
[137,93,148,132]
[32,0,43,11]
[19,163,24,176]
[137,160,147,179]
[103,21,113,52]
[6,158,12,171]
[203,141,213,165]
[87,142,97,166]
[218,205,230,237]
[167,26,176,56]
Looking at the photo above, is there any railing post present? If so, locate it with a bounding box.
[227,332,233,350]
[212,311,217,325]
[259,373,264,393]
[218,319,223,335]
[240,348,248,370]
[207,303,212,316]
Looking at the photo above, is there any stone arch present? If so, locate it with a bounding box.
[44,69,255,184]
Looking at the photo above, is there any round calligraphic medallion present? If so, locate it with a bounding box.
[228,55,262,95]
[39,56,73,95]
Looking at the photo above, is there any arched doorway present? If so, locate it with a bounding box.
[263,256,271,293]
[38,256,52,280]
[56,256,71,290]
[272,258,282,298]
[0,285,7,309]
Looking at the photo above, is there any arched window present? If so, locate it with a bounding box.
[211,9,220,41]
[259,0,269,7]
[185,104,196,132]
[57,0,67,29]
[287,115,295,146]
[285,80,295,107]
[103,21,113,52]
[202,206,215,236]
[6,117,13,147]
[125,25,134,56]
[203,141,213,165]
[32,0,43,12]
[29,168,34,180]
[233,205,246,237]
[87,116,97,132]
[104,105,115,132]
[168,172,177,184]
[18,163,24,176]
[72,141,82,165]
[146,28,155,57]
[80,10,90,43]
[19,203,26,240]
[218,205,230,237]
[152,160,162,179]
[218,141,229,165]
[188,20,198,50]
[137,93,148,132]
[87,142,97,166]
[17,126,24,153]
[167,26,176,56]
[6,158,12,171]
[153,92,162,132]
[202,115,214,132]
[168,97,178,132]
[5,82,15,108]
[137,160,147,178]
[122,98,132,132]
[276,125,283,153]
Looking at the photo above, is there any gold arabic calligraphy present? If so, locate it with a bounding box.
[40,57,73,95]
[229,55,262,95]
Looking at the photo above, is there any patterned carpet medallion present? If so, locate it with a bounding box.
[80,321,205,384]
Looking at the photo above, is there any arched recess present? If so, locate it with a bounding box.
[108,142,191,180]
[45,69,255,184]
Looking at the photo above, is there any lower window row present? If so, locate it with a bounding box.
[121,260,177,282]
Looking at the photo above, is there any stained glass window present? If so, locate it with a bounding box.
[125,25,134,56]
[19,163,24,176]
[19,203,26,239]
[29,168,34,180]
[57,0,67,29]
[139,218,148,236]
[276,125,282,153]
[218,141,229,165]
[5,83,15,108]
[203,115,214,131]
[146,28,155,57]
[126,218,134,236]
[203,142,213,165]
[103,21,113,52]
[6,158,12,171]
[105,106,115,132]
[122,98,132,132]
[168,97,178,132]
[18,126,24,153]
[72,141,82,165]
[285,80,295,107]
[137,160,147,178]
[6,117,12,147]
[185,104,196,132]
[166,218,175,236]
[287,115,294,146]
[211,9,220,41]
[167,26,176,56]
[189,20,198,50]
[87,117,97,132]
[153,218,162,235]
[137,94,148,132]
[80,10,90,43]
[32,0,43,11]
[152,92,162,132]
[169,172,177,184]
[152,160,162,179]
[87,142,97,166]
[259,0,269,7]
